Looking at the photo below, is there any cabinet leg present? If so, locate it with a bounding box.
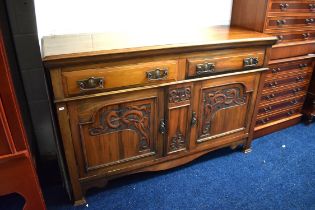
[74,197,86,206]
[306,115,314,125]
[243,143,252,154]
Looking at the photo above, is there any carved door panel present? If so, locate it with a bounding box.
[190,73,260,148]
[67,88,164,175]
[166,83,193,155]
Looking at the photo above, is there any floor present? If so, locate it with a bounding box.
[1,123,315,210]
[45,123,315,210]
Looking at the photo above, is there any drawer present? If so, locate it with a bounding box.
[263,72,311,91]
[268,1,315,13]
[256,106,302,126]
[266,58,313,78]
[269,30,315,43]
[266,16,315,30]
[61,60,178,96]
[186,48,265,77]
[257,94,305,116]
[270,42,315,60]
[260,84,308,103]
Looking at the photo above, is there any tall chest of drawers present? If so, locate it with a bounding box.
[42,27,276,204]
[232,0,315,138]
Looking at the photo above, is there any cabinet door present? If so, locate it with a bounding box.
[67,88,164,176]
[190,73,260,148]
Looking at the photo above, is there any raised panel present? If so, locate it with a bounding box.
[198,83,248,143]
[68,89,164,173]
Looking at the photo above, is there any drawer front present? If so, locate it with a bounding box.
[266,59,313,78]
[260,84,308,103]
[257,95,305,116]
[270,31,315,43]
[62,60,178,96]
[270,42,315,60]
[256,107,302,126]
[269,1,315,13]
[186,49,265,77]
[263,72,311,90]
[266,16,315,30]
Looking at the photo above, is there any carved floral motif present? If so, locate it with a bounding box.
[169,87,191,103]
[169,130,185,152]
[89,104,151,151]
[201,84,246,138]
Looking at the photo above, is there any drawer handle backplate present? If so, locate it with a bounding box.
[77,77,104,91]
[146,68,168,81]
[277,19,287,25]
[244,57,259,68]
[306,18,314,24]
[196,62,216,75]
[279,3,289,11]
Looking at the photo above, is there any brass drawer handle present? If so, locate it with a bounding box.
[264,106,272,113]
[287,110,295,116]
[266,93,275,100]
[280,3,289,11]
[291,99,298,104]
[299,63,307,68]
[309,4,315,11]
[277,35,284,41]
[302,33,310,39]
[269,81,278,87]
[261,117,270,124]
[305,18,314,24]
[77,77,104,91]
[196,62,216,75]
[277,19,287,25]
[292,87,302,94]
[146,68,168,81]
[271,68,280,73]
[244,57,259,68]
[296,76,304,82]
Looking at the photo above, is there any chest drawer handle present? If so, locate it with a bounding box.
[309,4,315,11]
[266,93,275,100]
[280,3,289,11]
[296,76,304,82]
[261,117,270,124]
[277,35,284,41]
[306,18,314,24]
[287,110,295,116]
[271,68,280,73]
[299,63,307,68]
[277,20,286,25]
[196,63,216,75]
[292,87,302,94]
[302,33,310,39]
[146,68,168,81]
[269,81,278,87]
[264,106,272,112]
[291,99,298,104]
[244,57,259,68]
[77,77,104,91]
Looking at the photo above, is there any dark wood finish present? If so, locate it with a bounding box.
[232,0,315,139]
[0,28,46,209]
[302,65,315,123]
[43,27,276,204]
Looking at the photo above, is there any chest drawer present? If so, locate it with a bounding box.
[61,60,178,96]
[269,30,315,43]
[186,48,265,77]
[268,1,315,13]
[257,94,305,116]
[256,106,302,126]
[266,58,313,78]
[263,72,311,90]
[260,84,308,103]
[266,16,315,30]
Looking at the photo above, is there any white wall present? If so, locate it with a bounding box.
[34,0,233,40]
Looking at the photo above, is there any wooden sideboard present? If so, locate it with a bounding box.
[42,26,277,205]
[232,0,315,138]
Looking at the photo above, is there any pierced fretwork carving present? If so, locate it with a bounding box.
[88,104,151,151]
[169,87,191,103]
[201,84,247,138]
[169,130,185,152]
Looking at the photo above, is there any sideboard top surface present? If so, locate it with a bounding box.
[42,26,277,67]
